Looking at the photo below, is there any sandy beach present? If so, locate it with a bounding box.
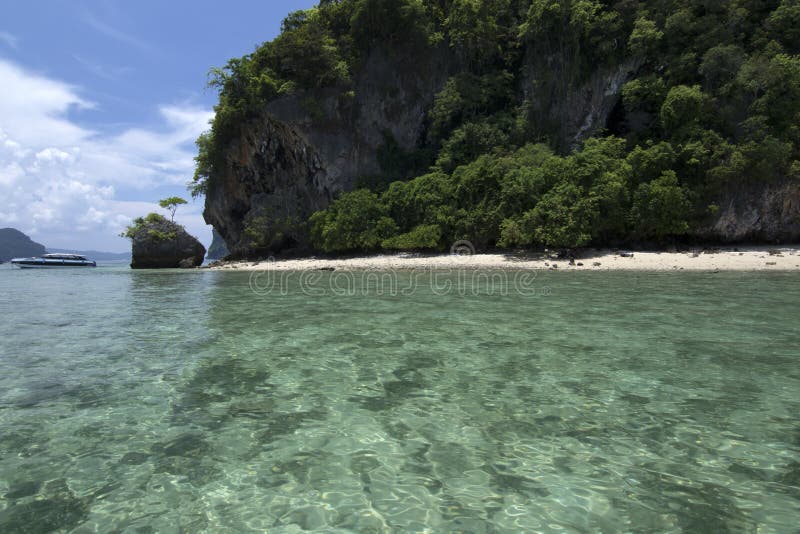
[209,246,800,272]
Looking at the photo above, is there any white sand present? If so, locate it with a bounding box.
[209,246,800,272]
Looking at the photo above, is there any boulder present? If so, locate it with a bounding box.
[178,258,199,269]
[128,214,206,269]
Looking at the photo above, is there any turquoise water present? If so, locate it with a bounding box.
[0,265,798,532]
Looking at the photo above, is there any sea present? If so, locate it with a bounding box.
[0,263,798,532]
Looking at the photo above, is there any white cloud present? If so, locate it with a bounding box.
[0,59,214,252]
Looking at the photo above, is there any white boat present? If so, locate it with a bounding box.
[10,253,97,269]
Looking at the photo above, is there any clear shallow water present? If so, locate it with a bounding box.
[0,265,798,532]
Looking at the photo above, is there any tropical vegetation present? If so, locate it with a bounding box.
[194,0,800,252]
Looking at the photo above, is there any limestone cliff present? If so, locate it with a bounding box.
[202,115,333,258]
[203,47,456,257]
[202,44,641,256]
[521,51,642,152]
[202,22,799,252]
[709,180,800,243]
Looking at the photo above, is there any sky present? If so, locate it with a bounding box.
[0,0,317,252]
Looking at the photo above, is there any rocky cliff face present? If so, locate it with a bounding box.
[206,228,229,260]
[203,48,456,258]
[203,43,797,252]
[709,180,800,243]
[202,115,333,258]
[522,52,642,152]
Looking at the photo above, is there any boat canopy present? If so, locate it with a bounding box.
[42,253,88,261]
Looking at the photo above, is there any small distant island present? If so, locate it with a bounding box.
[0,228,46,262]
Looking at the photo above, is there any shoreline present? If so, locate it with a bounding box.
[208,246,800,272]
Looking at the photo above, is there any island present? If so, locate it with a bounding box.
[191,0,800,264]
[0,228,46,262]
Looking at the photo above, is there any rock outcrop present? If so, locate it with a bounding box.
[521,52,641,152]
[129,217,206,269]
[202,116,333,258]
[708,180,800,243]
[203,48,455,258]
[0,228,46,261]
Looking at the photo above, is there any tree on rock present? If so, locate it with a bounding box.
[159,196,188,222]
[122,213,206,269]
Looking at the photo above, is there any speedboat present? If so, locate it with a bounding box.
[11,253,97,268]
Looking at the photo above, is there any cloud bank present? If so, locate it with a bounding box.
[0,59,213,252]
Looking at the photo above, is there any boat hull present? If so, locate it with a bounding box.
[11,254,97,269]
[12,261,96,268]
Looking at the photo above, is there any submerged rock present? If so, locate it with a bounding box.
[127,213,206,269]
[119,451,149,465]
[3,481,41,499]
[0,479,90,533]
[178,258,198,268]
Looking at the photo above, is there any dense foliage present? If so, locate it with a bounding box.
[122,213,180,243]
[196,0,800,251]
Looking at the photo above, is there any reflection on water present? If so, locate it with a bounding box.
[0,267,798,531]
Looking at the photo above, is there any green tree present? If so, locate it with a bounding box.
[349,0,434,53]
[660,85,711,138]
[626,142,677,187]
[382,224,443,250]
[428,72,515,142]
[766,0,800,52]
[251,15,350,91]
[622,76,668,115]
[435,119,510,172]
[159,196,188,222]
[382,171,455,230]
[749,54,800,136]
[310,189,398,252]
[630,171,691,239]
[699,45,745,93]
[444,0,513,69]
[628,16,663,59]
[524,181,599,248]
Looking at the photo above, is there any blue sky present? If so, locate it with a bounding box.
[0,0,316,252]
